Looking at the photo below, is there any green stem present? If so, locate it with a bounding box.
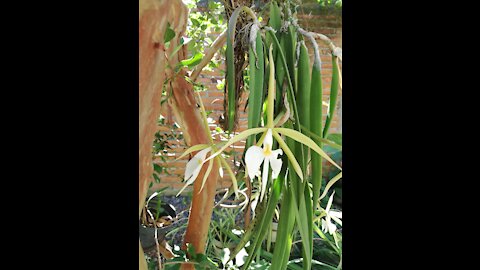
[267,45,275,128]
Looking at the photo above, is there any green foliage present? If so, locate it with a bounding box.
[316,0,342,8]
[163,243,218,270]
[150,116,183,189]
[164,23,176,45]
[180,52,204,68]
[184,0,227,72]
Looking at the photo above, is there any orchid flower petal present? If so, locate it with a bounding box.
[263,129,273,148]
[219,164,224,178]
[326,190,335,213]
[269,149,283,179]
[327,221,337,235]
[185,147,211,180]
[331,215,342,227]
[321,219,327,232]
[178,147,211,196]
[260,155,270,201]
[330,210,342,219]
[245,145,265,180]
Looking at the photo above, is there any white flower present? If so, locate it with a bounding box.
[245,129,283,201]
[176,147,211,196]
[321,191,342,235]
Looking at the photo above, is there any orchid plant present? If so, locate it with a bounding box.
[179,44,341,203]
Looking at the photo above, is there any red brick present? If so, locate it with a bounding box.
[208,91,225,97]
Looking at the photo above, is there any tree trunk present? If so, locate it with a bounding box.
[139,0,188,269]
[165,21,220,270]
[140,0,220,269]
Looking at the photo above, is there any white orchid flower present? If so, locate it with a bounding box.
[176,147,211,196]
[321,191,342,235]
[245,128,283,201]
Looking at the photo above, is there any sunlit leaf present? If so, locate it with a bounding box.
[271,130,303,181]
[319,172,342,201]
[274,128,342,170]
[179,52,203,68]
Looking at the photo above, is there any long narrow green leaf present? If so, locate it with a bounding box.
[246,32,265,149]
[271,130,303,181]
[297,41,311,132]
[229,195,266,262]
[267,1,281,60]
[323,55,340,138]
[313,224,341,254]
[290,181,312,270]
[310,46,324,213]
[266,30,301,132]
[285,25,297,96]
[274,128,341,170]
[241,176,282,269]
[295,42,312,226]
[274,34,286,114]
[304,184,314,263]
[271,181,296,270]
[300,124,342,150]
[268,1,281,32]
[319,171,342,201]
[267,45,276,128]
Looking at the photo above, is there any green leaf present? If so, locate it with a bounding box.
[319,172,342,201]
[180,53,204,68]
[153,163,163,174]
[164,23,176,43]
[290,186,312,270]
[271,130,304,181]
[153,173,161,183]
[191,18,200,27]
[300,125,342,150]
[187,243,196,259]
[326,133,342,146]
[274,128,342,170]
[323,56,340,138]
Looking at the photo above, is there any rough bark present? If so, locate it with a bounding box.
[169,72,220,252]
[140,0,220,269]
[139,0,188,269]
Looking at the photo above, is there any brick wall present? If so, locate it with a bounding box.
[152,8,342,195]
